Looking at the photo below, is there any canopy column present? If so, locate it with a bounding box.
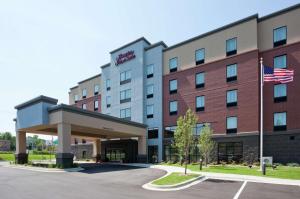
[56,123,73,168]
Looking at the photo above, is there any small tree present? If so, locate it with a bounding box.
[173,109,197,174]
[199,124,215,166]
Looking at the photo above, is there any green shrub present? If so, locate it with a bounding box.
[274,163,283,167]
[253,162,260,166]
[287,163,300,167]
[220,161,226,166]
[31,150,51,155]
[0,151,14,154]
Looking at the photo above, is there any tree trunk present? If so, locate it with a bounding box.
[184,150,188,175]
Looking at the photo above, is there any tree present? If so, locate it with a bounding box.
[173,109,197,174]
[198,124,215,166]
[0,132,16,151]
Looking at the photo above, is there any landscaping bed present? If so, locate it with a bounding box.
[161,163,300,180]
[152,172,200,186]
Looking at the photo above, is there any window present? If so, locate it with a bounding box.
[146,84,154,98]
[106,79,111,91]
[193,123,210,136]
[74,138,78,145]
[120,108,131,120]
[273,26,287,47]
[169,57,178,73]
[274,55,287,69]
[106,96,111,108]
[274,84,287,103]
[274,112,286,131]
[218,142,243,163]
[195,72,205,88]
[195,48,205,65]
[146,104,154,118]
[147,64,154,78]
[94,100,99,111]
[169,101,178,115]
[196,96,205,112]
[82,88,87,99]
[120,89,131,103]
[227,64,237,82]
[164,126,177,138]
[227,116,237,134]
[226,38,237,56]
[120,70,131,85]
[82,139,86,144]
[148,128,158,139]
[94,84,99,95]
[82,103,87,110]
[169,79,177,94]
[227,90,238,107]
[74,94,79,103]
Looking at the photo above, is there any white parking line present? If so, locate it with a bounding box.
[233,181,247,199]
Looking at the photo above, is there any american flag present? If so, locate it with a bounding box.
[264,66,294,83]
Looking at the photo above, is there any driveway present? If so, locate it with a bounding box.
[0,163,299,199]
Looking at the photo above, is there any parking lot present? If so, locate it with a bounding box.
[0,163,299,199]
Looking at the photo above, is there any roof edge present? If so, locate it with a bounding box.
[100,63,111,69]
[258,3,300,22]
[163,14,258,52]
[110,37,151,54]
[48,104,148,128]
[15,96,58,110]
[145,41,168,51]
[77,73,101,84]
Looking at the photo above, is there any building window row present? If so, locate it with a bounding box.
[168,26,287,73]
[168,38,237,73]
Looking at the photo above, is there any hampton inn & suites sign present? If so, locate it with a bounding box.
[115,50,136,66]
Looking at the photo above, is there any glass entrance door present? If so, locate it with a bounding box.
[106,148,126,162]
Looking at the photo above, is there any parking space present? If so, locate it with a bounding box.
[0,164,299,199]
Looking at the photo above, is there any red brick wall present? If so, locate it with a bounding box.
[73,94,101,113]
[163,50,260,135]
[260,42,300,132]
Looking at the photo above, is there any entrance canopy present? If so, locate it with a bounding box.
[14,96,147,167]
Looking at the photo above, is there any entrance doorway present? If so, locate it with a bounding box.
[148,145,158,163]
[106,148,126,162]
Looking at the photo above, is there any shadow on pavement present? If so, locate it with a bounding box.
[79,163,144,174]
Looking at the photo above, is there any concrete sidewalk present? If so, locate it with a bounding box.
[123,163,300,186]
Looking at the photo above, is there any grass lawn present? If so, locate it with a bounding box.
[152,172,200,185]
[162,163,300,180]
[0,153,54,162]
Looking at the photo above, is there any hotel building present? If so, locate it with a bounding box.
[14,4,300,167]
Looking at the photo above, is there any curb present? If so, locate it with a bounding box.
[150,175,204,189]
[2,164,84,173]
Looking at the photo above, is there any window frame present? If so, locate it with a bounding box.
[195,48,205,65]
[106,96,111,108]
[94,84,99,95]
[82,88,87,99]
[169,57,178,73]
[273,112,287,131]
[273,54,287,69]
[226,37,237,56]
[169,100,178,115]
[226,89,238,107]
[226,116,237,134]
[146,104,154,119]
[148,128,159,139]
[195,95,205,112]
[274,83,287,103]
[226,63,238,82]
[106,79,111,91]
[169,79,178,94]
[195,72,205,88]
[120,89,131,103]
[82,103,87,110]
[146,64,154,78]
[120,70,132,85]
[94,100,99,111]
[273,26,287,47]
[120,108,131,120]
[146,84,154,99]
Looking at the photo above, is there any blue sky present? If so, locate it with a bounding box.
[0,0,299,138]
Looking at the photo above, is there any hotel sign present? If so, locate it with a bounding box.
[115,50,136,66]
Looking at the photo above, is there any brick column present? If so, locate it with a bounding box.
[15,131,28,164]
[56,123,74,168]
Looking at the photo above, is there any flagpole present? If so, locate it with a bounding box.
[260,57,264,171]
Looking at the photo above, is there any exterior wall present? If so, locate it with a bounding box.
[144,45,164,161]
[71,143,93,160]
[101,39,149,123]
[163,17,258,75]
[261,42,300,133]
[163,50,260,135]
[258,7,300,51]
[73,95,101,113]
[69,74,101,105]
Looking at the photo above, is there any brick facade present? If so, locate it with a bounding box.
[73,94,101,113]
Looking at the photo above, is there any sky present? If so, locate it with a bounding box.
[0,0,299,139]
